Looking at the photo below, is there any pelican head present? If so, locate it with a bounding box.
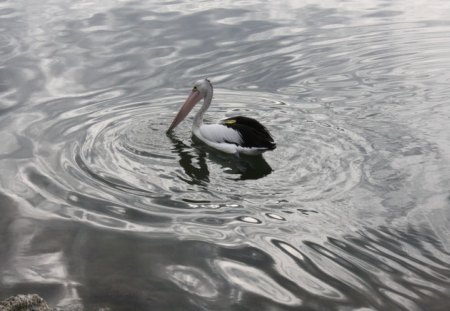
[193,78,213,98]
[167,79,213,132]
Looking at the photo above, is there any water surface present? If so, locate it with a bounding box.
[1,0,450,310]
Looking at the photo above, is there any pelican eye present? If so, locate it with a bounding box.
[193,86,197,91]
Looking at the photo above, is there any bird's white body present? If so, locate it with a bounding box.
[194,124,269,155]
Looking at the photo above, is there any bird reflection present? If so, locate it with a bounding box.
[167,133,272,183]
[167,132,210,185]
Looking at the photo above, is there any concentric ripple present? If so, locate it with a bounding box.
[15,89,370,230]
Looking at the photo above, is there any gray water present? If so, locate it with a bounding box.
[1,0,450,310]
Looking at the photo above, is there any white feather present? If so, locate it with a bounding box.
[193,124,268,155]
[197,124,242,144]
[193,124,240,154]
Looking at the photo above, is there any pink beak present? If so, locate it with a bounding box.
[167,89,203,132]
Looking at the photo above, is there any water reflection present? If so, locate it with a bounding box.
[167,132,210,184]
[167,132,273,182]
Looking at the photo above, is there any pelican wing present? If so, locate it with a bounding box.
[198,124,243,145]
[220,116,276,150]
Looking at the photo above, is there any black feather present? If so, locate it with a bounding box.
[221,116,276,150]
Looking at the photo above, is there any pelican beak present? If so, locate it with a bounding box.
[167,89,202,132]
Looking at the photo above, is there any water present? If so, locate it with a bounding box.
[1,0,450,310]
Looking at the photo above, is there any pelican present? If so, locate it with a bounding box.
[167,79,276,156]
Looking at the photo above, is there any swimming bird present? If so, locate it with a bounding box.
[167,79,276,156]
